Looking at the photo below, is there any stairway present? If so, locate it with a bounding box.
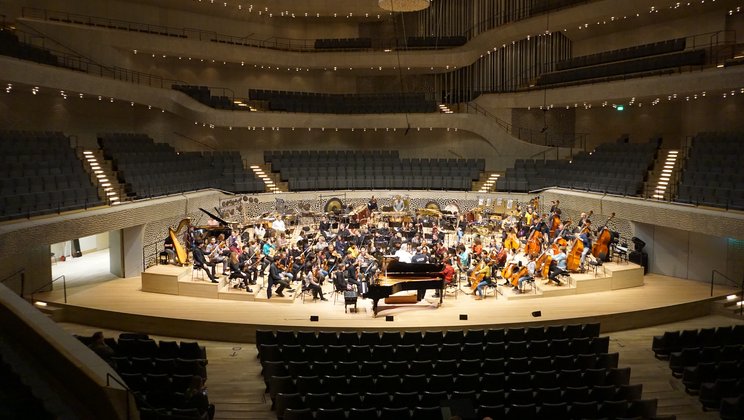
[711,292,744,319]
[474,172,501,192]
[645,149,682,200]
[249,163,286,193]
[78,148,127,205]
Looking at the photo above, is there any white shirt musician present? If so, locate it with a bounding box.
[392,197,405,212]
[272,218,286,234]
[254,224,266,241]
[394,243,413,263]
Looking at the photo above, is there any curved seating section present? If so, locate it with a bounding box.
[496,140,657,194]
[256,324,660,420]
[675,132,744,210]
[265,150,484,191]
[76,332,209,420]
[651,325,744,419]
[249,90,438,114]
[0,27,59,67]
[0,352,54,419]
[537,49,706,87]
[554,38,686,72]
[405,36,468,49]
[172,85,238,110]
[99,133,264,198]
[314,38,372,50]
[0,131,102,221]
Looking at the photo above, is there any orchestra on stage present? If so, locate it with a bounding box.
[164,196,619,310]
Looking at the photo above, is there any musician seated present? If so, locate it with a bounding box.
[228,252,253,292]
[271,217,286,236]
[205,237,228,276]
[267,256,293,299]
[163,235,176,264]
[472,257,493,300]
[303,266,327,301]
[394,243,413,264]
[192,241,218,283]
[515,254,536,294]
[331,262,352,292]
[548,247,568,286]
[238,245,259,285]
[433,255,455,298]
[367,196,378,212]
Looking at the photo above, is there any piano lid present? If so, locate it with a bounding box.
[199,207,232,227]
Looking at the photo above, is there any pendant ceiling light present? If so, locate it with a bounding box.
[378,0,431,12]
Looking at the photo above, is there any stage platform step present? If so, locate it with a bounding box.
[496,261,644,301]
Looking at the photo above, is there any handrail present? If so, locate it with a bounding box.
[0,268,25,296]
[463,101,587,149]
[29,275,66,304]
[142,238,165,270]
[711,269,744,316]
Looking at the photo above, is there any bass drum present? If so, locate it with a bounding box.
[324,198,344,214]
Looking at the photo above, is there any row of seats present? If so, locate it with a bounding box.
[651,325,744,418]
[99,133,264,197]
[0,28,59,67]
[0,354,54,420]
[676,132,744,210]
[0,130,103,221]
[258,337,610,366]
[537,49,706,86]
[268,367,633,404]
[652,325,744,359]
[250,90,438,114]
[289,176,474,192]
[405,36,467,48]
[555,38,685,71]
[277,398,659,420]
[314,38,372,50]
[495,140,656,194]
[261,353,620,385]
[265,150,399,163]
[255,323,601,347]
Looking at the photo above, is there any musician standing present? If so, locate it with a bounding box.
[392,196,405,212]
[253,224,266,242]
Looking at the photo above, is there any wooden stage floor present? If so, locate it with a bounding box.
[35,273,737,343]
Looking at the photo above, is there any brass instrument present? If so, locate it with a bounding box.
[169,218,191,266]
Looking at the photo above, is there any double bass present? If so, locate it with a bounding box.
[591,213,616,261]
[526,227,543,257]
[566,225,590,272]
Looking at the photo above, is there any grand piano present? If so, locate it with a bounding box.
[194,207,232,240]
[365,258,444,315]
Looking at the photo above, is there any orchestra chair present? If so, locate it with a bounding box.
[589,259,605,278]
[299,284,314,303]
[191,263,204,281]
[519,277,536,294]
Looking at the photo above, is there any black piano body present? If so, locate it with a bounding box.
[366,260,444,314]
[193,207,232,240]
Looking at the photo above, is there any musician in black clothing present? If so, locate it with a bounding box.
[192,241,218,283]
[267,256,293,299]
[367,196,378,212]
[238,245,259,285]
[331,262,351,292]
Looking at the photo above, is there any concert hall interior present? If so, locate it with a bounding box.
[1,0,744,419]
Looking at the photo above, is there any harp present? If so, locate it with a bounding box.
[169,218,190,265]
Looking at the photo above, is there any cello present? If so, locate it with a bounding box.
[592,212,616,261]
[535,251,552,278]
[509,264,529,288]
[503,228,521,252]
[469,259,487,292]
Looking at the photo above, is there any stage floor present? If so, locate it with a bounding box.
[34,270,738,343]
